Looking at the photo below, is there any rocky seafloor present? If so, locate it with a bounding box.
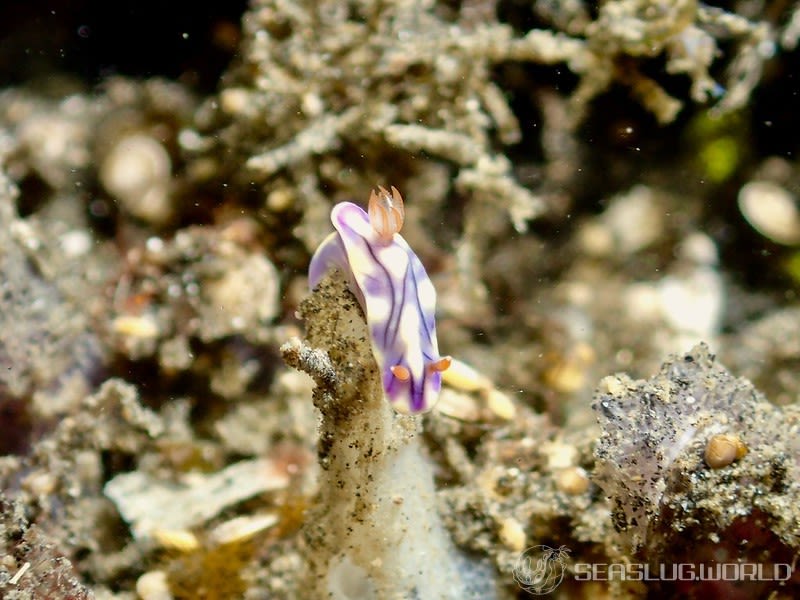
[0,1,799,599]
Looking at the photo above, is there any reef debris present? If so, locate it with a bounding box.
[593,343,800,575]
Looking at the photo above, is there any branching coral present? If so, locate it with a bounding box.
[550,0,779,124]
[219,0,556,235]
[214,0,786,241]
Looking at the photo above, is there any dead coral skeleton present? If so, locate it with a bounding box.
[574,0,778,123]
[226,0,558,233]
[215,0,782,243]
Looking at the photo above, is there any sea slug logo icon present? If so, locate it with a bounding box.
[513,545,570,594]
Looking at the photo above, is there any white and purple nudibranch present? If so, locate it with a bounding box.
[309,186,451,414]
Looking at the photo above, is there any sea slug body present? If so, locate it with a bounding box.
[309,186,450,414]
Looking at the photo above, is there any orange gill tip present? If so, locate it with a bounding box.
[390,364,411,381]
[368,185,405,241]
[427,356,452,373]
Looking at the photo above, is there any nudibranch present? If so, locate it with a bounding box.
[308,186,450,414]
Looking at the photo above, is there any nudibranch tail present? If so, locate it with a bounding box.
[368,185,405,241]
[308,187,446,415]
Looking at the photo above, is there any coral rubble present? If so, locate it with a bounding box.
[593,344,800,595]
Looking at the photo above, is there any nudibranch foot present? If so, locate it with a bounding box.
[308,187,449,414]
[308,232,346,290]
[308,231,366,309]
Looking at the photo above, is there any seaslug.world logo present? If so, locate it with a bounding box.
[513,545,570,595]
